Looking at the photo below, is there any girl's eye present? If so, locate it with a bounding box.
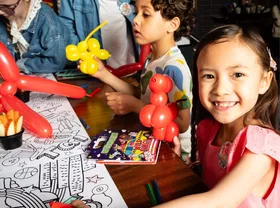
[233,73,244,78]
[202,74,214,79]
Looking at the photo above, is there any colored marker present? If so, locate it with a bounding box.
[152,180,163,204]
[89,87,101,97]
[146,183,158,206]
[84,89,93,99]
[80,84,89,89]
[79,117,90,129]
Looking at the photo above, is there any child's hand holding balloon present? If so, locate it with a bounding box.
[77,55,107,79]
[65,21,111,75]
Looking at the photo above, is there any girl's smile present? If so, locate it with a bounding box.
[212,101,238,110]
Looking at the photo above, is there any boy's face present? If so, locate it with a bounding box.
[0,0,21,17]
[197,39,271,127]
[133,0,171,45]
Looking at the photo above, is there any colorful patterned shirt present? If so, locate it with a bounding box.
[140,46,192,110]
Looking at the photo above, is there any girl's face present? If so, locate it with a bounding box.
[197,39,271,126]
[0,0,21,17]
[133,0,171,45]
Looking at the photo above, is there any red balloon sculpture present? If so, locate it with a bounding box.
[0,42,87,138]
[139,74,179,142]
[106,44,151,77]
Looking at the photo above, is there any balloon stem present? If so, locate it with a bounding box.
[85,21,108,42]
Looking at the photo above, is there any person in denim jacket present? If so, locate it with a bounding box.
[0,0,70,74]
[59,0,137,69]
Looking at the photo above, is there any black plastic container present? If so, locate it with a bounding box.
[0,129,24,150]
[15,90,30,103]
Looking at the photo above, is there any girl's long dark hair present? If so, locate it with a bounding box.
[190,24,279,162]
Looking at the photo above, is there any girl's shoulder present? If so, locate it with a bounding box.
[36,3,69,36]
[244,125,280,162]
[227,125,280,171]
[38,3,62,24]
[39,2,56,15]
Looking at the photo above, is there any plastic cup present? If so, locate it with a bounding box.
[15,90,30,103]
[0,129,24,150]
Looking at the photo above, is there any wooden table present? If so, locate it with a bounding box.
[62,77,208,208]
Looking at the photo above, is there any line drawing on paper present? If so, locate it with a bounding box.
[0,154,127,208]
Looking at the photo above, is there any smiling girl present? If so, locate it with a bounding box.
[156,24,280,208]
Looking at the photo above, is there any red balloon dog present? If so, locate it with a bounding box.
[0,42,87,138]
[139,74,179,142]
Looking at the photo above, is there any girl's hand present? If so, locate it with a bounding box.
[105,92,144,115]
[71,200,88,208]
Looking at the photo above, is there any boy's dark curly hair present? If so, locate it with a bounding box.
[151,0,196,41]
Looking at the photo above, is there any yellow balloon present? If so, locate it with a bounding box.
[88,38,100,54]
[65,45,80,61]
[86,59,98,75]
[80,61,88,74]
[91,48,100,57]
[80,51,92,61]
[77,41,88,52]
[96,49,111,60]
[80,59,98,75]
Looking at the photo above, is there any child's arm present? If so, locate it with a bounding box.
[155,149,275,207]
[105,92,145,115]
[90,58,137,95]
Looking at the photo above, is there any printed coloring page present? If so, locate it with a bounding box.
[0,153,127,208]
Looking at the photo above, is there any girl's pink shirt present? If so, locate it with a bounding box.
[197,119,280,207]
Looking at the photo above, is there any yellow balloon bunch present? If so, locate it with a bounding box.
[65,21,111,75]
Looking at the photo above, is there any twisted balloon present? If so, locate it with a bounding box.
[139,74,179,142]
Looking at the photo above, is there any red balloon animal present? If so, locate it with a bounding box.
[139,74,179,142]
[0,42,87,138]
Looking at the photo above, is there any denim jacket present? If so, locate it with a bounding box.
[59,0,134,47]
[0,3,70,74]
